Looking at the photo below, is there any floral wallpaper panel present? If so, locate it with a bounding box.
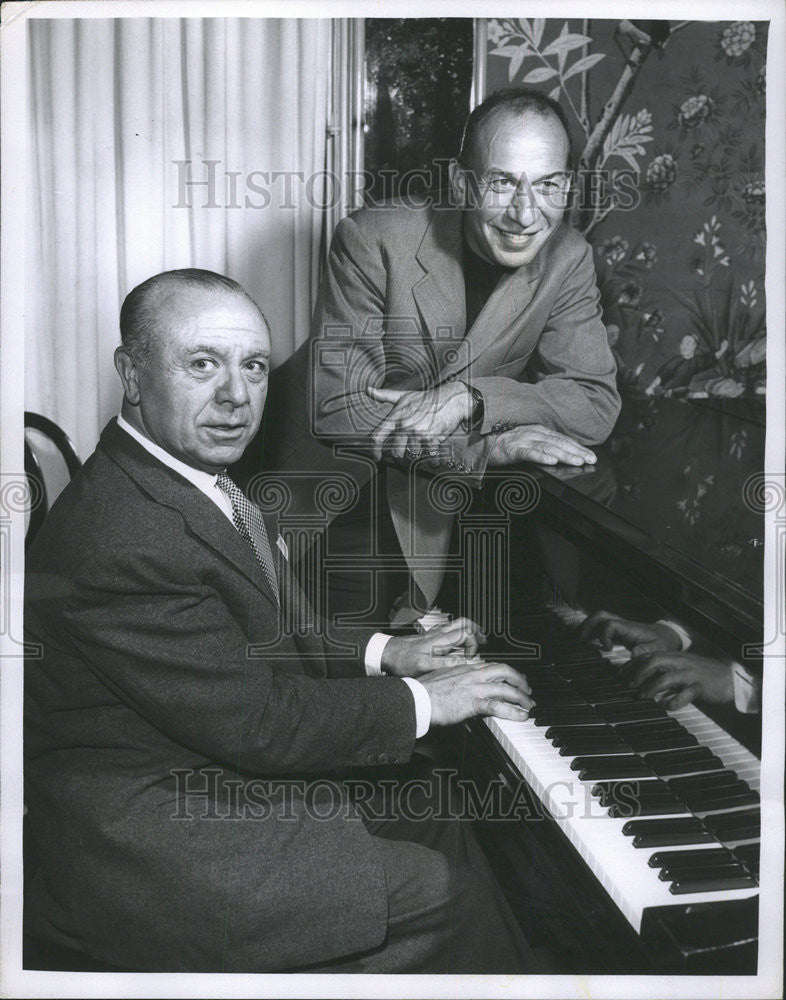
[485,18,767,398]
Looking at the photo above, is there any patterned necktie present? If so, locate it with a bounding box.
[216,473,280,606]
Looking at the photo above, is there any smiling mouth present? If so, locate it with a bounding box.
[495,228,541,242]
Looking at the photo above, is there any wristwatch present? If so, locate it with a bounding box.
[461,382,485,431]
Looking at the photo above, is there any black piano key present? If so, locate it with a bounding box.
[684,790,760,813]
[558,740,630,757]
[574,755,654,780]
[599,703,669,723]
[648,847,736,869]
[533,692,588,707]
[667,770,740,793]
[632,829,716,849]
[643,747,714,767]
[649,757,725,778]
[659,861,749,882]
[584,692,640,706]
[556,663,615,681]
[543,646,604,666]
[608,796,687,817]
[598,786,675,809]
[732,843,760,867]
[551,730,622,747]
[625,732,699,753]
[545,724,616,741]
[614,719,684,736]
[528,680,572,694]
[703,808,761,838]
[532,708,603,727]
[623,816,706,836]
[668,872,758,894]
[592,778,669,799]
[733,846,760,877]
[568,679,630,694]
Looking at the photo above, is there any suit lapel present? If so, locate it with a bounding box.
[100,420,279,611]
[413,209,467,373]
[441,254,543,380]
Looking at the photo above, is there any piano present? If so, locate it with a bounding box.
[447,395,766,974]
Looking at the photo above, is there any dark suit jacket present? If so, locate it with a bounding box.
[24,420,417,971]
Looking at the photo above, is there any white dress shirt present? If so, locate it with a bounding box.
[115,415,431,736]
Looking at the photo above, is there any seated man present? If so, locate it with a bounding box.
[582,610,761,713]
[262,85,617,626]
[24,269,539,974]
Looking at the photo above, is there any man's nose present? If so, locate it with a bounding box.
[506,180,540,227]
[215,365,250,406]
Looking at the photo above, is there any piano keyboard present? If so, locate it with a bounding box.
[483,607,760,935]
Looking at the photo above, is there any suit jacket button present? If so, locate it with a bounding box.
[457,463,466,473]
[366,754,377,765]
[390,751,400,763]
[377,752,388,764]
[447,459,456,469]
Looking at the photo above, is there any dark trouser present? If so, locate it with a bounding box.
[288,766,546,974]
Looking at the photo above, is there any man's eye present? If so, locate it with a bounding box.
[246,360,268,376]
[535,178,570,199]
[191,358,215,371]
[486,176,515,193]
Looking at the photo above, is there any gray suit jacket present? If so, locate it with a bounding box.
[262,204,620,604]
[24,420,416,971]
[311,203,620,458]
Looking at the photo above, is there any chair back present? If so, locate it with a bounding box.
[24,412,82,546]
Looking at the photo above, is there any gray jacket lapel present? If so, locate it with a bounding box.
[412,209,467,372]
[440,254,543,380]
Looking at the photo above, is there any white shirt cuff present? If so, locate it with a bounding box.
[401,677,432,738]
[364,632,394,676]
[656,619,692,651]
[731,662,761,714]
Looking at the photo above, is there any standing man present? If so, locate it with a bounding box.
[24,269,539,973]
[264,87,619,625]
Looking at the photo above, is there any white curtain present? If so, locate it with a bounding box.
[27,17,330,459]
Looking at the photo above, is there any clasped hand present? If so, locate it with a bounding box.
[366,383,473,461]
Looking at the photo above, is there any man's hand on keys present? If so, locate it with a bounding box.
[381,617,486,677]
[419,658,535,726]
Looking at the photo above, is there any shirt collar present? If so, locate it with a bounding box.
[116,413,220,494]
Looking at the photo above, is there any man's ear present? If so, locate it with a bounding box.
[448,158,468,208]
[114,347,141,405]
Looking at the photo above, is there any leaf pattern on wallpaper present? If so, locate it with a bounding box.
[486,18,767,396]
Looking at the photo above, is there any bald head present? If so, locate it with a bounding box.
[119,269,265,368]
